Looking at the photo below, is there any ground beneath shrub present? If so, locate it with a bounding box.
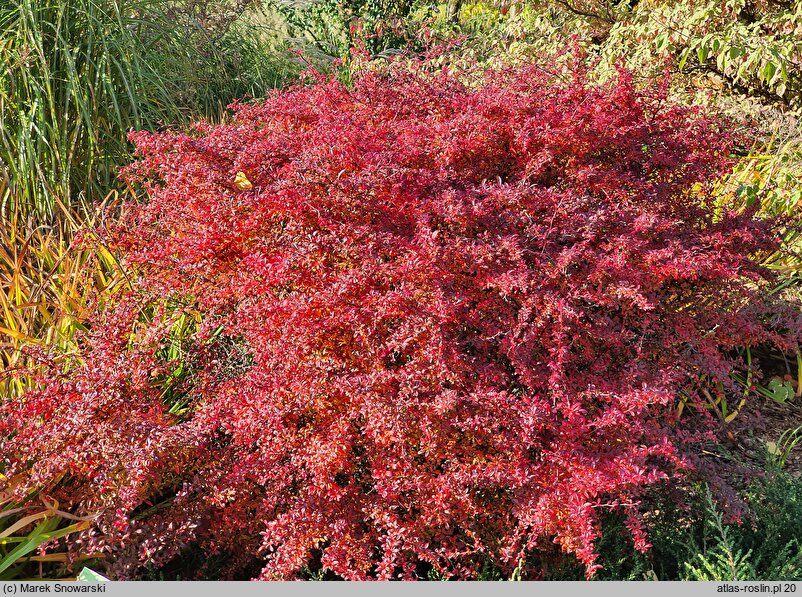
[731,389,802,476]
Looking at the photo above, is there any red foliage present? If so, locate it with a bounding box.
[3,62,799,579]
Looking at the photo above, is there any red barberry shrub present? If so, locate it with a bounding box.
[3,62,800,580]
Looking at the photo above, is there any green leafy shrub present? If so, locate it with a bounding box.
[265,0,437,64]
[681,479,802,580]
[541,474,802,580]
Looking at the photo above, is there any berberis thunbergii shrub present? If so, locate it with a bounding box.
[2,61,800,579]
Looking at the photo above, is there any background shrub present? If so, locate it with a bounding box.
[2,60,800,580]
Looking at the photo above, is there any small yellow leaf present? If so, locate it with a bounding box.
[233,171,253,191]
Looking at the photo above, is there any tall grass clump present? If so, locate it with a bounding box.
[1,0,180,219]
[0,194,125,400]
[0,0,290,221]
